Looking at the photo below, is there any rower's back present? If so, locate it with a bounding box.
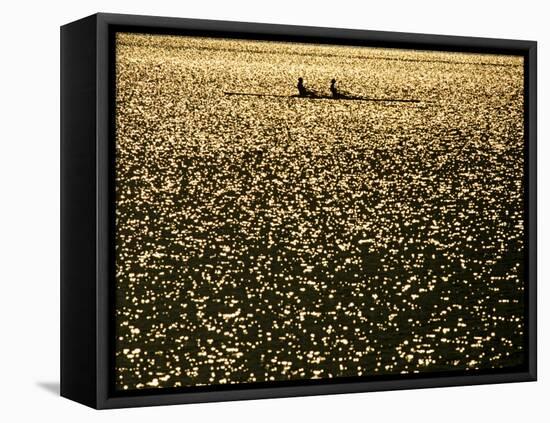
[297,77,308,97]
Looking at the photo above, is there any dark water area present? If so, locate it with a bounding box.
[114,34,525,390]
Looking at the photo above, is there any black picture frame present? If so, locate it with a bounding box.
[61,12,537,409]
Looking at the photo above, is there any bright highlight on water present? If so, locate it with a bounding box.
[114,33,525,391]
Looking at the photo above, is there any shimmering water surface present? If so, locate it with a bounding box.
[114,33,526,390]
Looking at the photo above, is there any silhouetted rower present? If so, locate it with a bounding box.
[297,77,309,97]
[330,78,339,98]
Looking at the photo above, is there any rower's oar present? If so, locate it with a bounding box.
[223,91,423,103]
[223,91,290,98]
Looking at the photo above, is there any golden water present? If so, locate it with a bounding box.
[114,33,525,390]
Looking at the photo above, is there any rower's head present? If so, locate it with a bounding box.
[298,77,303,83]
[331,78,336,84]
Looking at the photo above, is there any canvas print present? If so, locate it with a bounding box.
[114,32,526,391]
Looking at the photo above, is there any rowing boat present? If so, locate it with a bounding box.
[223,91,421,103]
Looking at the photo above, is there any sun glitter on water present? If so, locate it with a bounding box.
[114,32,525,391]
